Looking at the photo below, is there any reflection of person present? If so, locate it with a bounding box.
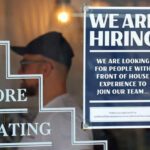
[11,32,93,150]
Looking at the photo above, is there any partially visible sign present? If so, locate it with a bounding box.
[83,7,150,129]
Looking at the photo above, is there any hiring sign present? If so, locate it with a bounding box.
[83,7,150,129]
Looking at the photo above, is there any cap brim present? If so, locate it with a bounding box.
[11,46,27,56]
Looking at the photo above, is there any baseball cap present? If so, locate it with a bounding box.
[11,31,74,69]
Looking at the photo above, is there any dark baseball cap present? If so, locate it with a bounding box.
[11,31,74,69]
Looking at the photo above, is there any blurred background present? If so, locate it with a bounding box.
[0,0,150,105]
[0,0,150,104]
[0,0,150,150]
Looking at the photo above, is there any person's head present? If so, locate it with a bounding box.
[11,32,74,98]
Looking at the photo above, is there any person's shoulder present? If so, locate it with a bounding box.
[61,94,82,111]
[34,94,83,125]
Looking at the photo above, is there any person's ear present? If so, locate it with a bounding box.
[42,62,53,78]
